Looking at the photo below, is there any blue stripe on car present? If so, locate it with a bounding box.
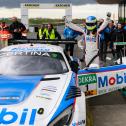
[0,75,43,105]
[49,73,76,123]
[78,64,126,74]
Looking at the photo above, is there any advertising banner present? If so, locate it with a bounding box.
[78,65,126,98]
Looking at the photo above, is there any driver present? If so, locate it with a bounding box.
[83,16,98,67]
[83,13,112,67]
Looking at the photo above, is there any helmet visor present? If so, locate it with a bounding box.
[86,23,96,26]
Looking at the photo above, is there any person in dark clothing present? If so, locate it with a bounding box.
[104,20,115,59]
[97,19,106,61]
[63,26,80,56]
[9,17,26,39]
[112,23,125,58]
[104,20,115,43]
[123,25,126,42]
[42,23,61,40]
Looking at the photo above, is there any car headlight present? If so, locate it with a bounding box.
[48,105,74,126]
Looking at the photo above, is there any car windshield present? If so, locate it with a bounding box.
[0,51,68,75]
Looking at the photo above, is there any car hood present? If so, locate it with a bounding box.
[0,72,74,126]
[0,75,42,105]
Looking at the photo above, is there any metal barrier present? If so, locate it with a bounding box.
[114,42,126,56]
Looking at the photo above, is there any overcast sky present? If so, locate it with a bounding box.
[0,0,97,8]
[0,0,118,19]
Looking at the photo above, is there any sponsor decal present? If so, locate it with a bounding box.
[36,86,57,100]
[37,108,44,115]
[41,86,57,92]
[0,108,37,125]
[11,47,50,52]
[72,120,85,126]
[8,48,51,56]
[36,95,52,100]
[86,35,96,42]
[78,70,126,97]
[78,74,97,85]
[98,73,126,88]
[0,96,19,100]
[97,72,126,95]
[85,90,97,96]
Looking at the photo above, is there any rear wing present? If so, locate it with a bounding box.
[8,39,77,45]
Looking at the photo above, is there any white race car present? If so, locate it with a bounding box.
[0,43,86,126]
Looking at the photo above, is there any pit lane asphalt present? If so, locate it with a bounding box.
[88,91,126,126]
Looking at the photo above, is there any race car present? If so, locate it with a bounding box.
[0,42,86,126]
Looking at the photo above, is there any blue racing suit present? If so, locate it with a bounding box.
[64,27,82,56]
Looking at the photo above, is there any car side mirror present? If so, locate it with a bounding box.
[70,61,79,73]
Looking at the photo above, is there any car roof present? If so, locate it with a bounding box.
[0,44,64,53]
